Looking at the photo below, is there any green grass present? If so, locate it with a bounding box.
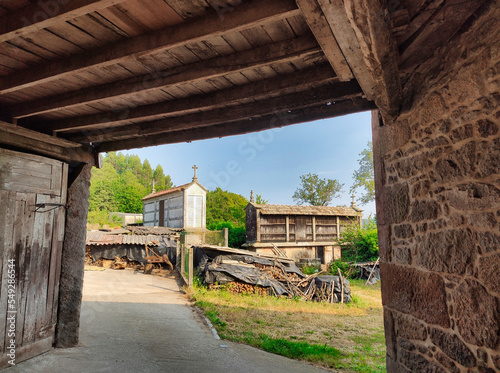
[192,277,385,372]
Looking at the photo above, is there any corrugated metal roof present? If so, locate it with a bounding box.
[128,226,180,235]
[250,204,360,216]
[86,231,163,246]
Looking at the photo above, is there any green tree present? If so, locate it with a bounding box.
[153,165,173,192]
[350,142,375,205]
[206,188,248,228]
[292,173,343,206]
[255,194,268,204]
[338,217,378,263]
[89,162,119,212]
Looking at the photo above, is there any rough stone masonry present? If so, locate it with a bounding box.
[372,2,500,372]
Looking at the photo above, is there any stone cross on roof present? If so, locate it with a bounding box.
[192,164,198,181]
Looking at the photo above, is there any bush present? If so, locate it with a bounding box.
[329,259,359,279]
[338,217,378,263]
[207,221,246,248]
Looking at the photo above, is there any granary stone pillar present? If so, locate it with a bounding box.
[55,163,92,348]
[373,3,500,371]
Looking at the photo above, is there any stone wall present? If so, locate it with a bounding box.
[373,3,500,372]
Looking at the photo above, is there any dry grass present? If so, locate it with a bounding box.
[192,279,385,372]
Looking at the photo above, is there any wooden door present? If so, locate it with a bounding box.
[0,148,68,368]
[295,216,307,241]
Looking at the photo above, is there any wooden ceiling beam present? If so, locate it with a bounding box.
[0,122,94,164]
[96,97,376,152]
[64,81,362,144]
[296,0,353,81]
[11,34,320,119]
[0,0,301,94]
[46,64,337,132]
[0,0,128,44]
[317,0,402,122]
[342,0,402,121]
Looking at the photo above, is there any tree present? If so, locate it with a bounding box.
[350,142,375,205]
[292,173,343,206]
[206,188,248,228]
[255,194,268,204]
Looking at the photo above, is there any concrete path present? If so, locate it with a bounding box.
[5,269,328,373]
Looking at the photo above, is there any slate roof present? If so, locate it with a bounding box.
[141,180,207,201]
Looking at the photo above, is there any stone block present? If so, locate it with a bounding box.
[493,355,500,370]
[476,119,498,137]
[430,328,476,368]
[433,141,476,182]
[478,232,500,254]
[386,355,411,373]
[384,308,396,359]
[447,182,500,211]
[414,229,476,275]
[410,200,441,222]
[435,351,460,373]
[477,138,500,178]
[397,349,447,373]
[393,312,427,341]
[478,253,500,295]
[449,124,473,143]
[393,246,412,265]
[383,183,410,224]
[450,278,500,349]
[381,263,450,328]
[393,224,414,239]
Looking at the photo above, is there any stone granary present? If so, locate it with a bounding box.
[0,0,498,371]
[243,201,362,263]
[142,166,207,229]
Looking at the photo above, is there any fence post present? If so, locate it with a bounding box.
[223,228,229,247]
[188,247,194,288]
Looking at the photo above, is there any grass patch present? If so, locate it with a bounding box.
[192,278,385,372]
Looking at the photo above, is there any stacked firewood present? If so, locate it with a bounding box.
[214,282,270,296]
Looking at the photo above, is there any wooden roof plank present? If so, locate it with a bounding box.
[0,0,301,94]
[296,0,353,81]
[46,64,336,132]
[10,34,320,118]
[0,0,128,44]
[96,97,375,152]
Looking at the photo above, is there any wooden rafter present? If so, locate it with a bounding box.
[0,0,300,94]
[45,64,337,133]
[317,0,401,122]
[11,34,321,119]
[296,0,353,81]
[0,0,128,44]
[0,121,93,164]
[97,97,376,152]
[63,81,363,143]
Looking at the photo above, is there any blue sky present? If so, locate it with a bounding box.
[123,111,376,218]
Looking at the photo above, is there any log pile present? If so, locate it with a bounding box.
[200,252,351,303]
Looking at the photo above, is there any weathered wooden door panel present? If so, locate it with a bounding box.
[0,149,68,368]
[295,216,307,241]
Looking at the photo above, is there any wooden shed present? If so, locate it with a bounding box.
[244,202,362,263]
[142,172,207,229]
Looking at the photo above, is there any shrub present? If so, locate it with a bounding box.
[207,221,246,248]
[338,217,378,263]
[329,259,359,279]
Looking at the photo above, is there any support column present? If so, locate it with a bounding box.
[55,163,92,348]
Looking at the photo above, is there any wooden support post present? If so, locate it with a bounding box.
[175,240,180,270]
[223,228,229,247]
[336,216,340,239]
[55,162,92,348]
[188,247,194,289]
[256,211,261,243]
[285,216,290,242]
[180,244,186,277]
[312,216,316,242]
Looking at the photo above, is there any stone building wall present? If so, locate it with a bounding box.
[373,3,500,372]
